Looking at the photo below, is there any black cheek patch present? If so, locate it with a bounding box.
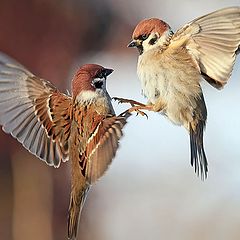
[137,45,143,55]
[94,81,103,89]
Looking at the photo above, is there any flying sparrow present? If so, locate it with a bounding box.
[0,53,130,239]
[115,7,240,179]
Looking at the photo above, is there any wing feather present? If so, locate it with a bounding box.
[0,53,72,167]
[172,7,240,88]
[85,113,130,183]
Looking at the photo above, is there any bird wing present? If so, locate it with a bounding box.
[85,114,129,183]
[79,112,130,184]
[171,7,240,89]
[0,53,72,167]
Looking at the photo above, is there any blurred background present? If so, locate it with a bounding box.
[0,0,240,239]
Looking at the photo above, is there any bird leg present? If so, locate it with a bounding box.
[113,97,166,117]
[112,97,146,107]
[151,99,166,112]
[126,100,167,117]
[118,105,150,118]
[127,104,156,118]
[113,97,149,117]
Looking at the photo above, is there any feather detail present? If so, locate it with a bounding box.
[68,185,90,240]
[85,113,129,183]
[73,100,130,183]
[0,53,72,167]
[189,93,208,179]
[68,105,130,239]
[172,7,240,88]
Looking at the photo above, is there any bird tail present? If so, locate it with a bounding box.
[68,185,90,240]
[189,93,208,180]
[189,120,208,180]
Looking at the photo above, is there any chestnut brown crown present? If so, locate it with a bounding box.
[132,18,170,40]
[72,64,113,97]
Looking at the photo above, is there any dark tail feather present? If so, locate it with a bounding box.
[68,186,90,240]
[189,120,208,180]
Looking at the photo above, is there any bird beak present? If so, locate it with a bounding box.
[127,40,137,48]
[127,39,143,54]
[104,68,114,79]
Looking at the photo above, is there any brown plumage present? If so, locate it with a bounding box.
[0,54,130,239]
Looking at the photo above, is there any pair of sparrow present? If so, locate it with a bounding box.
[0,7,239,240]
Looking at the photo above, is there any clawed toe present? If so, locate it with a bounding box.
[128,106,148,119]
[136,110,148,118]
[112,97,129,105]
[112,97,145,107]
[113,97,152,118]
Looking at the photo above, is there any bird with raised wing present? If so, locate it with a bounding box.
[114,7,240,179]
[0,53,130,239]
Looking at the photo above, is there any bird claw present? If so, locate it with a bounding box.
[112,97,145,107]
[113,97,149,118]
[135,109,148,119]
[112,97,129,105]
[128,106,148,119]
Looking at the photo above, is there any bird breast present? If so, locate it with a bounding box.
[137,47,202,125]
[75,91,114,116]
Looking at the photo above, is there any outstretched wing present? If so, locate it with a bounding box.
[0,53,72,167]
[171,7,240,89]
[73,108,130,184]
[85,112,130,183]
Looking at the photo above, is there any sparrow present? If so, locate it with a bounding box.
[0,53,130,239]
[115,7,240,179]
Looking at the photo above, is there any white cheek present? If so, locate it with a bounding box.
[142,33,158,52]
[142,37,153,51]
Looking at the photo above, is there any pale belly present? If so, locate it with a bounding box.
[137,53,201,126]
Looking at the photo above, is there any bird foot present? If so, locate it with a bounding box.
[127,105,149,118]
[112,97,145,107]
[113,97,149,118]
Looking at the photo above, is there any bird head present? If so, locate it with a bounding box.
[128,18,173,54]
[72,64,113,100]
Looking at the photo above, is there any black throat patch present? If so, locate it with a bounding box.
[137,45,144,55]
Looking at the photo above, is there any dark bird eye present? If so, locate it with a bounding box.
[96,72,104,79]
[141,34,148,40]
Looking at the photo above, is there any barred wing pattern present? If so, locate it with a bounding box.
[85,113,130,183]
[73,102,130,184]
[172,7,240,89]
[0,53,72,167]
